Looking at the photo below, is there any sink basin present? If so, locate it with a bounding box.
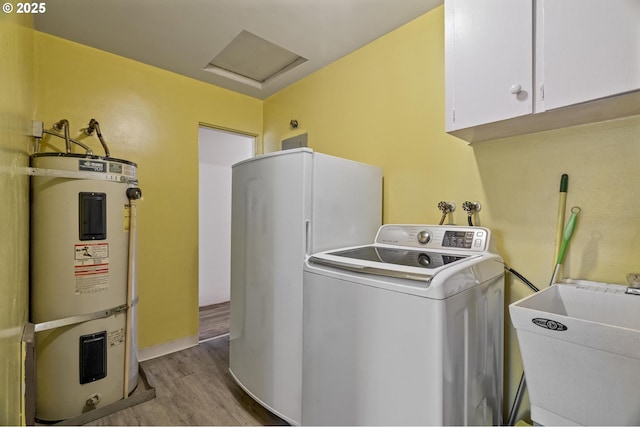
[510,279,640,425]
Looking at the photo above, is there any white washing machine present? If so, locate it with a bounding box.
[302,224,504,426]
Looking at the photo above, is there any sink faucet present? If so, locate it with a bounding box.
[626,273,640,295]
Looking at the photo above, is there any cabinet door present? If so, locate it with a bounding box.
[541,0,640,110]
[445,0,533,131]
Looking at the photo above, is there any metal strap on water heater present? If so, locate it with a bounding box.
[27,167,138,184]
[34,297,139,333]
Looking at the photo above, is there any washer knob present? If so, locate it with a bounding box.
[418,253,431,266]
[417,230,431,244]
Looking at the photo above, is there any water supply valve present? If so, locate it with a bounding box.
[437,201,456,225]
[84,118,111,157]
[626,273,640,296]
[462,201,481,226]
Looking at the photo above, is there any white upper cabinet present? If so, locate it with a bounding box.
[445,0,640,143]
[445,0,533,131]
[540,0,640,111]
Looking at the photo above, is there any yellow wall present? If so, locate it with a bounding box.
[0,12,34,426]
[33,33,263,350]
[4,5,640,423]
[264,6,640,420]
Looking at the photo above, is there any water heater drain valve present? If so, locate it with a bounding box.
[85,393,102,407]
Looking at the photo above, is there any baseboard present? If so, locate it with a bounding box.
[137,334,198,361]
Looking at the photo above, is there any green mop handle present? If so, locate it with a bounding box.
[557,206,581,265]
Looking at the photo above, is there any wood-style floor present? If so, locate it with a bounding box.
[199,301,231,342]
[87,301,287,425]
[87,335,288,426]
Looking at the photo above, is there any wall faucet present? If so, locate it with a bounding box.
[437,201,455,225]
[626,273,640,295]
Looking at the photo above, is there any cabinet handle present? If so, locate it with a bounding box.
[510,84,522,95]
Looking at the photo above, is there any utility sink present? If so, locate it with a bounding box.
[510,279,640,426]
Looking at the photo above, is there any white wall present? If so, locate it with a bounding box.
[199,126,254,307]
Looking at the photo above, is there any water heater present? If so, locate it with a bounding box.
[30,149,141,422]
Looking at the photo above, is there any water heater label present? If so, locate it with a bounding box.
[74,243,109,294]
[109,162,123,174]
[108,328,125,347]
[79,160,106,172]
[123,204,130,232]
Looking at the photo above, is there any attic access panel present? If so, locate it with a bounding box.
[205,30,307,87]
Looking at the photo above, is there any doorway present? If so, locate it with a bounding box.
[198,125,254,341]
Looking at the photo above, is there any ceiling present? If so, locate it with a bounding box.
[34,0,443,99]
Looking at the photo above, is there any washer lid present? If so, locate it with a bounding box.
[329,246,468,269]
[308,246,479,283]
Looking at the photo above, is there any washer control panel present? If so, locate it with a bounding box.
[375,225,489,252]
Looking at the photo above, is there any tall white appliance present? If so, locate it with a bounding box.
[229,148,382,425]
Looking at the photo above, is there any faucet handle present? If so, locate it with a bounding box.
[436,201,455,226]
[626,273,640,295]
[437,201,455,214]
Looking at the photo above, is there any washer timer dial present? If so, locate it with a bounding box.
[417,230,431,244]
